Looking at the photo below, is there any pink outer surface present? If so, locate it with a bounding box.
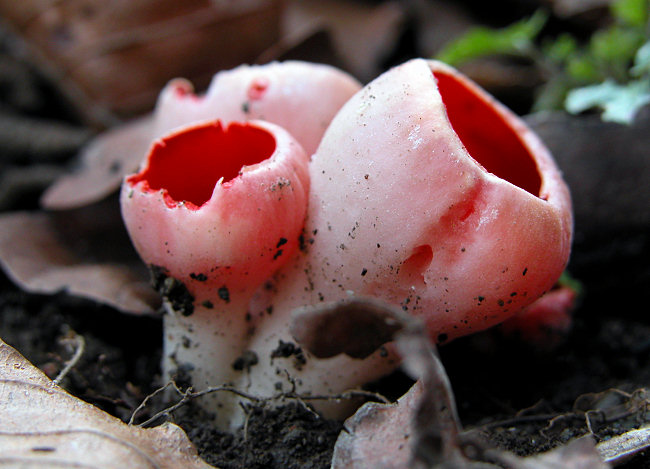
[269,59,573,343]
[120,120,310,303]
[152,61,362,156]
[500,285,576,345]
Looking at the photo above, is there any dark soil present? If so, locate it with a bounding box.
[179,403,344,469]
[2,235,650,469]
[0,274,163,423]
[0,271,347,468]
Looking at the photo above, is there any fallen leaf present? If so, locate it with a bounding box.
[526,110,650,318]
[410,0,474,57]
[0,338,213,468]
[0,207,159,315]
[290,297,403,359]
[0,0,284,125]
[257,27,347,74]
[284,0,406,81]
[331,381,422,469]
[323,297,610,469]
[0,164,63,211]
[0,109,91,164]
[312,298,466,468]
[41,116,154,210]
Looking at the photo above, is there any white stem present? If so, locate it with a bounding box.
[230,259,401,426]
[162,260,401,430]
[162,295,253,428]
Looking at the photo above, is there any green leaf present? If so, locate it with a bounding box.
[565,78,650,124]
[558,271,583,297]
[631,41,650,76]
[566,54,601,82]
[610,0,649,27]
[436,10,548,66]
[542,33,578,64]
[589,26,645,67]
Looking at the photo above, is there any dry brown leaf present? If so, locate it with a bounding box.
[290,297,403,359]
[0,209,159,315]
[331,381,422,469]
[0,338,214,468]
[284,0,406,81]
[334,378,610,469]
[311,298,466,468]
[41,116,153,210]
[543,0,613,18]
[0,0,284,125]
[0,164,64,211]
[527,111,650,234]
[257,27,347,73]
[40,1,404,211]
[324,297,609,469]
[409,0,474,57]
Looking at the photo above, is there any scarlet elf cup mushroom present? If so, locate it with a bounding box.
[236,59,572,417]
[122,61,362,427]
[151,61,361,156]
[120,120,310,418]
[121,59,572,428]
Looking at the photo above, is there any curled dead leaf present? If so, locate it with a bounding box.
[301,298,465,468]
[290,297,403,359]
[0,338,213,468]
[320,297,610,469]
[0,207,159,315]
[331,381,423,469]
[41,116,154,210]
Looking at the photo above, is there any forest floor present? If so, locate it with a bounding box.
[0,1,648,467]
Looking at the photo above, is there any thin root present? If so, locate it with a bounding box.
[130,375,391,427]
[53,332,85,386]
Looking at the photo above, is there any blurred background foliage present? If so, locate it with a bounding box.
[437,0,650,122]
[1,0,648,128]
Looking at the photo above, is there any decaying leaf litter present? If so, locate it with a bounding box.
[1,0,647,468]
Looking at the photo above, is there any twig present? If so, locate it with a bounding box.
[284,389,391,405]
[597,425,650,465]
[137,387,195,427]
[53,332,85,385]
[275,370,321,418]
[128,382,175,425]
[585,409,606,436]
[278,368,391,405]
[135,384,264,427]
[131,375,391,428]
[241,402,253,441]
[478,412,563,431]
